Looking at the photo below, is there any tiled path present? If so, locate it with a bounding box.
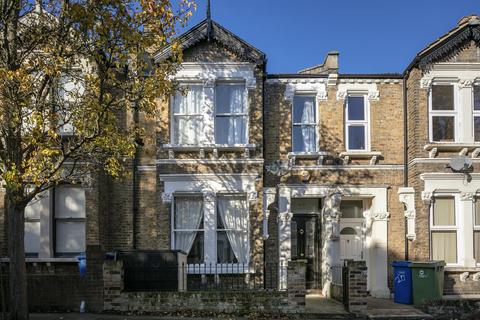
[305,294,433,319]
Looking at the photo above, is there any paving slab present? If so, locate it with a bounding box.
[366,298,432,320]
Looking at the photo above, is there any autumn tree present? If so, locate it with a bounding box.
[0,0,194,318]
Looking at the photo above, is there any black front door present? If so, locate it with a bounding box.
[291,214,320,289]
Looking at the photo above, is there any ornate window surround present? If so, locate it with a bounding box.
[420,63,480,145]
[420,172,480,269]
[165,62,257,149]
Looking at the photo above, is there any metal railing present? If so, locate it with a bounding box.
[123,261,285,292]
[331,265,343,285]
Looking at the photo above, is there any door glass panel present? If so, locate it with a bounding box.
[291,198,319,214]
[291,220,298,259]
[340,200,363,218]
[306,220,315,258]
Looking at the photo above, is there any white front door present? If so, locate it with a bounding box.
[339,222,363,261]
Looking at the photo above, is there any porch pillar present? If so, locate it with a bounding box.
[278,186,292,290]
[321,191,342,297]
[367,211,390,298]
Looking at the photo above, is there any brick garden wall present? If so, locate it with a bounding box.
[103,259,306,315]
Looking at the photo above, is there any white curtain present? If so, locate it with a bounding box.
[215,84,246,145]
[173,86,203,145]
[301,99,315,152]
[217,197,249,263]
[174,197,203,255]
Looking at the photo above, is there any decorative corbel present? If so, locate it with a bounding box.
[458,79,474,89]
[263,188,277,240]
[203,77,215,88]
[161,192,173,203]
[367,90,380,101]
[460,272,470,282]
[420,78,432,89]
[472,148,480,158]
[472,272,480,281]
[248,191,258,202]
[316,90,328,102]
[399,187,416,241]
[421,191,433,205]
[168,149,175,159]
[336,90,347,101]
[460,192,474,201]
[429,147,438,158]
[246,77,256,89]
[284,84,295,102]
[202,190,216,202]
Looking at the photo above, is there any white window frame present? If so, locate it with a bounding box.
[213,81,249,146]
[473,83,480,142]
[291,93,318,153]
[24,185,86,259]
[171,194,205,265]
[170,192,250,273]
[345,94,370,152]
[430,195,459,266]
[53,185,86,257]
[429,81,459,143]
[170,83,205,146]
[474,197,480,266]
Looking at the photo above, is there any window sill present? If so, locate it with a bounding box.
[444,266,480,272]
[162,144,256,152]
[288,151,331,159]
[339,151,382,165]
[424,143,480,151]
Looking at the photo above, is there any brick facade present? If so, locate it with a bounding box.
[2,13,480,313]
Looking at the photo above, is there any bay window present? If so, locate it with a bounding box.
[217,196,249,263]
[173,196,204,264]
[430,84,456,142]
[430,197,457,264]
[215,83,247,145]
[172,193,250,268]
[345,95,369,151]
[172,85,204,145]
[292,95,317,153]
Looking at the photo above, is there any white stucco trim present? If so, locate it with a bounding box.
[174,62,257,88]
[336,83,379,101]
[276,185,390,298]
[284,81,328,102]
[161,173,258,271]
[420,63,480,144]
[421,172,480,268]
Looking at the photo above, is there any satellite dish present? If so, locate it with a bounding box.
[449,156,473,172]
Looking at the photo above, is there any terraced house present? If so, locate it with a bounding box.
[1,8,480,314]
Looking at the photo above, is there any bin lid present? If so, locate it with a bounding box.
[392,261,411,267]
[410,260,446,268]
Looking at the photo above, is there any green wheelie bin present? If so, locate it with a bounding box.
[410,261,445,306]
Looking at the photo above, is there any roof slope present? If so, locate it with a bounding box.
[153,19,266,64]
[406,15,480,72]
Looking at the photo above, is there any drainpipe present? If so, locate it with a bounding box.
[403,75,409,261]
[261,59,267,289]
[133,103,140,250]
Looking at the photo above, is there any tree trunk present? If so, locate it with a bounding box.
[6,194,29,320]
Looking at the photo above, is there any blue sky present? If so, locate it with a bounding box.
[183,0,480,74]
